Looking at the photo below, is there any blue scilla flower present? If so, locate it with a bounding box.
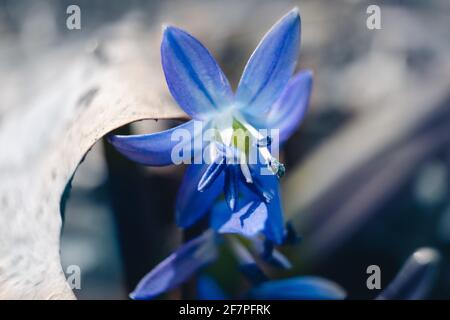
[130,230,295,299]
[109,8,313,244]
[130,228,440,300]
[130,230,344,300]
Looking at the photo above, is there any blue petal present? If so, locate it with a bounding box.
[249,276,347,300]
[198,155,226,192]
[245,175,274,203]
[176,164,224,228]
[251,70,313,144]
[161,26,233,119]
[197,275,227,300]
[236,8,301,116]
[262,183,284,245]
[270,70,312,143]
[210,200,232,230]
[210,199,268,238]
[247,162,285,244]
[209,153,285,243]
[377,247,440,300]
[130,231,217,300]
[108,120,201,166]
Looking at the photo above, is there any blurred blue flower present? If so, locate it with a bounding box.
[130,230,294,300]
[197,275,346,300]
[108,8,313,244]
[130,230,217,300]
[131,233,440,300]
[376,247,440,300]
[248,276,346,300]
[129,231,343,300]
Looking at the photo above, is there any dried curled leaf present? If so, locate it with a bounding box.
[0,19,185,299]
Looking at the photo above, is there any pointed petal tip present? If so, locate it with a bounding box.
[197,182,206,192]
[162,24,176,34]
[413,247,441,265]
[161,25,189,44]
[129,291,153,300]
[107,133,132,144]
[160,22,233,119]
[289,7,300,18]
[229,199,237,212]
[285,7,301,24]
[107,133,136,149]
[107,130,179,167]
[273,8,300,26]
[128,292,137,300]
[162,25,184,42]
[236,7,301,115]
[376,247,441,300]
[107,134,127,149]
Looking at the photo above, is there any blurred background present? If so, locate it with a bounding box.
[1,0,449,299]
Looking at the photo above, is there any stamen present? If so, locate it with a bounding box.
[215,114,234,146]
[269,158,285,178]
[234,116,285,179]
